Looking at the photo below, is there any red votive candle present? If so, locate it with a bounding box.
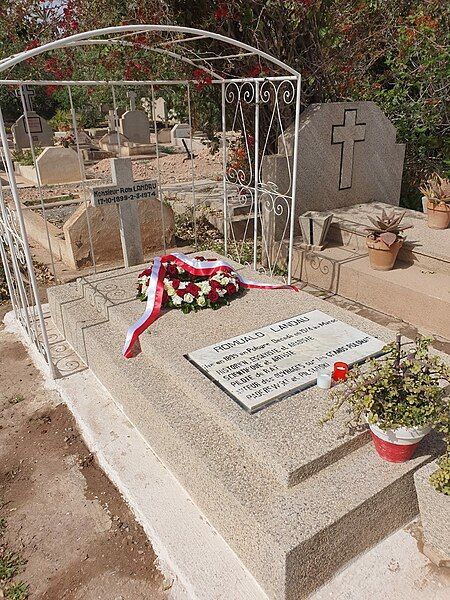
[332,361,349,381]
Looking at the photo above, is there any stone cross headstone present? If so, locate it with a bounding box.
[127,91,137,111]
[89,157,157,267]
[261,101,405,238]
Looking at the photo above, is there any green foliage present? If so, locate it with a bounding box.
[0,0,447,207]
[321,336,450,443]
[0,550,25,581]
[5,582,29,600]
[11,147,43,166]
[430,455,450,495]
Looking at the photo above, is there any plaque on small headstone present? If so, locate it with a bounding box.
[187,310,385,413]
[89,157,157,267]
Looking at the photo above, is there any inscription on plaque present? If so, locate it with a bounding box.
[187,310,385,413]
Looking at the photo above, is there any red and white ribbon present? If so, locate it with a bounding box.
[123,252,299,358]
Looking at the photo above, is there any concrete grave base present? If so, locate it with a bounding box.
[47,255,445,599]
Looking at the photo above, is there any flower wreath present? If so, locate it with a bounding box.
[137,256,243,314]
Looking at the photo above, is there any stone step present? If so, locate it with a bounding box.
[46,284,442,600]
[327,203,450,274]
[288,244,450,339]
[49,267,374,488]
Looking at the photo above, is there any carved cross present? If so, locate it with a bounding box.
[332,109,366,190]
[16,85,35,112]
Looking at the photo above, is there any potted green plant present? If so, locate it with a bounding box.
[419,173,450,230]
[321,335,450,462]
[365,209,412,271]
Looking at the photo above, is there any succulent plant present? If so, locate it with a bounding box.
[366,208,412,246]
[419,173,450,204]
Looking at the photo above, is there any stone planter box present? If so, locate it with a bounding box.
[414,459,450,564]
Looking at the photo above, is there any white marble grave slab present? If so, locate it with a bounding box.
[187,309,385,413]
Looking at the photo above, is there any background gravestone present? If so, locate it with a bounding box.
[16,146,81,185]
[119,110,151,144]
[262,101,405,238]
[153,97,167,123]
[12,112,54,150]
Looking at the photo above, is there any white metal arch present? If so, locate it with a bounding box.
[0,25,301,378]
[0,25,301,79]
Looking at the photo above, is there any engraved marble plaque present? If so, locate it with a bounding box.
[187,310,385,413]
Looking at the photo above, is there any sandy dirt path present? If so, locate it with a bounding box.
[0,315,167,600]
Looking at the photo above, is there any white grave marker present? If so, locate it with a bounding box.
[89,158,157,267]
[187,310,385,413]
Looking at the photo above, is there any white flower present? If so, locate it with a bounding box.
[166,284,176,297]
[221,276,230,286]
[217,289,226,297]
[197,295,206,307]
[199,281,211,294]
[183,293,194,304]
[172,294,182,306]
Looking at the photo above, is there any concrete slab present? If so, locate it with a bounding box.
[5,309,449,600]
[46,255,448,599]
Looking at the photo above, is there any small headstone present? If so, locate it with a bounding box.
[119,110,150,144]
[157,128,172,144]
[188,309,385,413]
[98,131,129,152]
[89,157,157,267]
[153,97,167,123]
[36,146,81,184]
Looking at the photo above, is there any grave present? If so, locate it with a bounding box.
[15,146,82,185]
[89,157,157,266]
[12,86,54,150]
[170,123,191,146]
[280,201,450,339]
[262,101,405,239]
[99,131,155,157]
[156,128,172,143]
[47,253,443,599]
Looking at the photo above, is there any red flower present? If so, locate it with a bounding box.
[46,85,57,97]
[186,282,200,297]
[176,289,185,298]
[162,290,169,304]
[208,289,219,302]
[214,3,230,20]
[210,279,222,290]
[226,283,237,295]
[139,267,152,277]
[171,278,180,289]
[166,263,178,277]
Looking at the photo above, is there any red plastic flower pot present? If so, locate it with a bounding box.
[368,422,431,463]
